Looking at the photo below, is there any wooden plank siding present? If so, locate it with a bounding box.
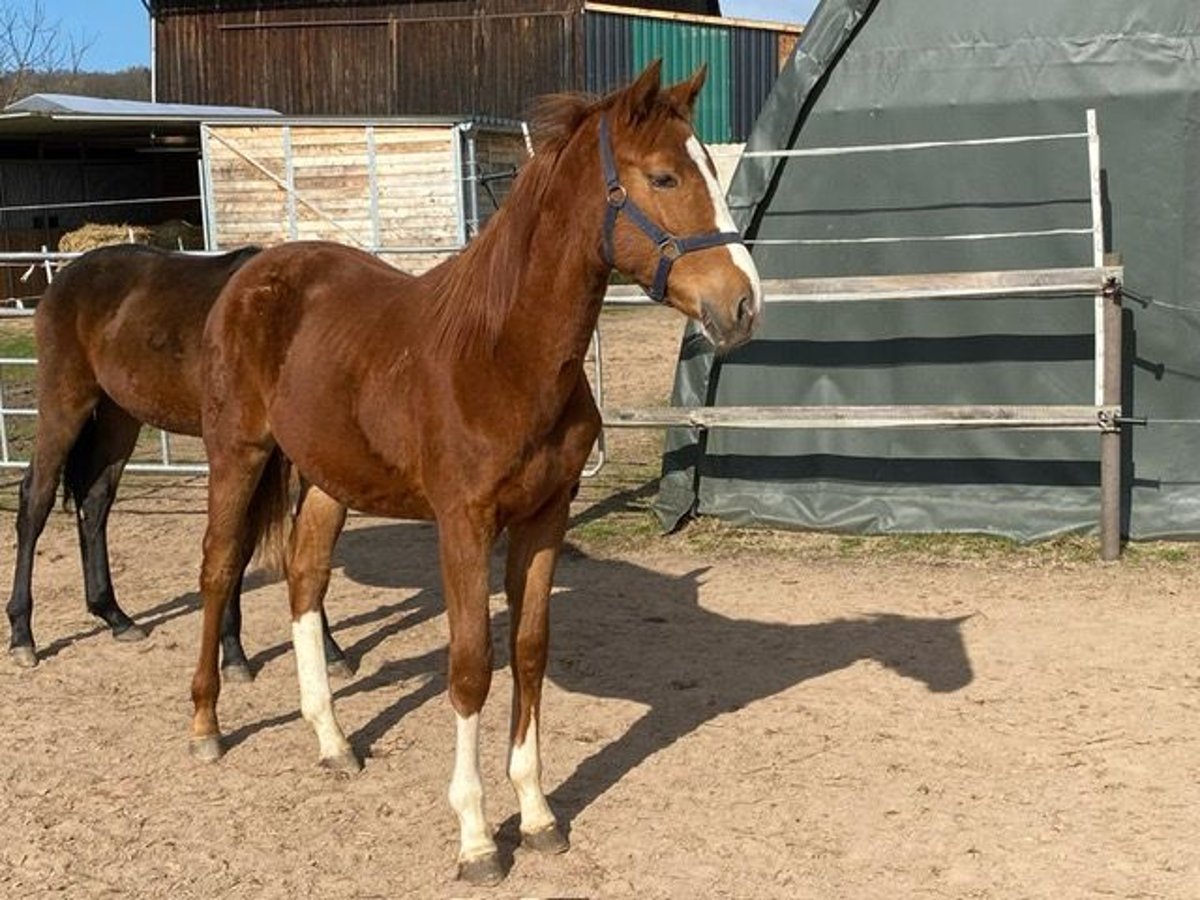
[204,121,526,274]
[152,2,797,126]
[155,1,581,119]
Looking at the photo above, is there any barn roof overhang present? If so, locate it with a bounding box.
[0,93,281,141]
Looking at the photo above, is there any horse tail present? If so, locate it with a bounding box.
[246,448,293,577]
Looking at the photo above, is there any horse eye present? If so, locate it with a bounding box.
[648,172,679,190]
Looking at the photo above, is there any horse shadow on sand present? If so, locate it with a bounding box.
[29,510,974,845]
[229,520,975,842]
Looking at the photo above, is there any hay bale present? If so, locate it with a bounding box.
[58,223,151,252]
[58,220,205,253]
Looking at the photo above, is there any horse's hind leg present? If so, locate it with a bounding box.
[64,398,145,640]
[190,443,275,762]
[503,487,572,855]
[322,606,353,679]
[6,379,100,666]
[219,503,350,685]
[218,570,254,683]
[286,484,357,771]
[218,576,350,686]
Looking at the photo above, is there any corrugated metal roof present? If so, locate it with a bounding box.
[4,93,280,119]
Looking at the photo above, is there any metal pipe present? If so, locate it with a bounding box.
[1100,279,1124,561]
[743,131,1090,159]
[0,195,202,214]
[366,125,381,252]
[460,123,480,240]
[149,7,157,103]
[283,125,297,240]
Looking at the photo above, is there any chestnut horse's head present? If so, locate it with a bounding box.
[601,61,763,352]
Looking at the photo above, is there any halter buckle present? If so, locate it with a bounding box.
[658,237,683,261]
[606,184,628,208]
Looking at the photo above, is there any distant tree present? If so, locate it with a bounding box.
[0,0,93,105]
[2,67,152,102]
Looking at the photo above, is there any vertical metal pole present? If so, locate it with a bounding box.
[159,428,172,467]
[461,123,480,240]
[197,157,211,251]
[0,368,10,465]
[1101,279,1123,561]
[199,125,218,249]
[1088,110,1105,407]
[283,125,297,240]
[366,125,381,254]
[582,328,607,477]
[1088,108,1120,560]
[149,10,157,104]
[451,125,467,249]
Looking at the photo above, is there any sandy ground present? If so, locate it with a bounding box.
[1,306,1199,899]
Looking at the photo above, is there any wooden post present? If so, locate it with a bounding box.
[1088,109,1121,560]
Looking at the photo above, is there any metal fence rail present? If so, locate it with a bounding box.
[601,110,1126,559]
[0,111,1126,558]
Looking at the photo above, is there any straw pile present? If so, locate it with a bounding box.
[58,220,205,252]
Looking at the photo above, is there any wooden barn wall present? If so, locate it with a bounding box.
[156,1,582,119]
[204,122,525,273]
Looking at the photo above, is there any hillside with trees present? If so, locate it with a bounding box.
[0,67,150,104]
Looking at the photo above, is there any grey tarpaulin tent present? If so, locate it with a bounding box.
[656,0,1200,541]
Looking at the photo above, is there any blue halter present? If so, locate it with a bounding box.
[599,115,745,304]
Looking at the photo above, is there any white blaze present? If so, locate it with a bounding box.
[685,134,764,316]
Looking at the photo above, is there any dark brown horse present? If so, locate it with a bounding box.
[189,62,762,885]
[5,243,348,677]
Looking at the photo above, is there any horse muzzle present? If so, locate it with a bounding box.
[702,292,760,355]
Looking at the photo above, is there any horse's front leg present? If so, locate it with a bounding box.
[504,487,572,855]
[439,510,503,886]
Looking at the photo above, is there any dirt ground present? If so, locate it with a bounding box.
[2,306,1199,899]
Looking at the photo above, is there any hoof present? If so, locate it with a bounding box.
[326,658,355,679]
[113,623,148,643]
[221,662,255,684]
[9,645,37,668]
[189,735,223,763]
[319,749,363,775]
[522,824,569,855]
[457,852,505,887]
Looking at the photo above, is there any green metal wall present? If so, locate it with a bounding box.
[659,0,1200,542]
[630,17,731,143]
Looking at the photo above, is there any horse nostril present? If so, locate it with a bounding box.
[736,295,752,326]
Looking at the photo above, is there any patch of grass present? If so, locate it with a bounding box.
[568,499,1200,568]
[0,320,36,359]
[1121,541,1200,565]
[570,510,660,550]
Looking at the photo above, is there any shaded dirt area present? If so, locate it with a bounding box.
[1,306,1199,898]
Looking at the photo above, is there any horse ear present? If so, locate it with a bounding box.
[665,64,708,119]
[622,59,663,121]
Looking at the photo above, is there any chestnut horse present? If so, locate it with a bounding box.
[5,243,348,677]
[189,62,762,885]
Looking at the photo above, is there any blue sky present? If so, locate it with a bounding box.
[50,0,818,72]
